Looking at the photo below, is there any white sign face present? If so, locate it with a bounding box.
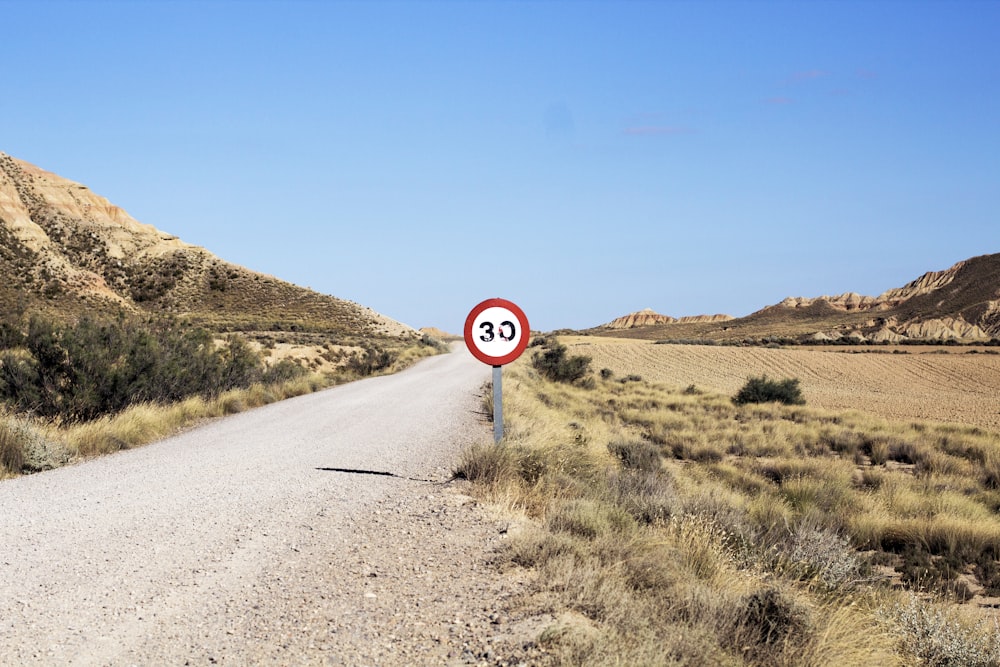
[464,298,530,366]
[471,306,523,359]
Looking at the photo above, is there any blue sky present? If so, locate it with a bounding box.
[3,1,997,333]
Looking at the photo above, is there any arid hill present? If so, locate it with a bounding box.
[0,152,412,338]
[604,308,677,329]
[595,254,1000,343]
[603,309,733,329]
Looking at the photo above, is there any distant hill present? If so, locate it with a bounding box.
[0,152,412,338]
[595,254,1000,343]
[603,309,732,329]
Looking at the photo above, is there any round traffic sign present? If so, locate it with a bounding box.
[464,298,530,366]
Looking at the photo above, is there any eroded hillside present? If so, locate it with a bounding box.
[0,152,412,337]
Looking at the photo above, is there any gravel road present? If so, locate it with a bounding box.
[0,345,547,666]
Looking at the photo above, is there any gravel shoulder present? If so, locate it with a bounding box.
[0,345,549,665]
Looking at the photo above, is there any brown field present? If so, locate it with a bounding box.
[562,336,1000,431]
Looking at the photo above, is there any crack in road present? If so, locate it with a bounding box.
[314,466,447,483]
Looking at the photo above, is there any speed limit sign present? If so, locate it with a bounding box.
[465,298,530,443]
[464,298,530,366]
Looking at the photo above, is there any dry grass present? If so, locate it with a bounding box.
[456,339,1000,665]
[53,374,326,459]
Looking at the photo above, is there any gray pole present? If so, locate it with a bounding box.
[492,365,503,443]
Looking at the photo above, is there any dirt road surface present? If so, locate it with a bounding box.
[0,346,542,666]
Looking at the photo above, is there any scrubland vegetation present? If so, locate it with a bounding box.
[456,338,1000,666]
[0,314,444,477]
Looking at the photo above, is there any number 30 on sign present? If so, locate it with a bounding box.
[464,298,530,366]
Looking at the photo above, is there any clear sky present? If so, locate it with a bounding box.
[3,1,997,333]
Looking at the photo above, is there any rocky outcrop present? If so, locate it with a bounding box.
[778,265,963,314]
[897,317,990,341]
[807,316,989,343]
[0,153,196,309]
[778,292,885,312]
[869,327,906,344]
[604,308,677,329]
[0,154,193,260]
[877,263,964,305]
[777,265,970,315]
[603,309,734,329]
[677,314,734,324]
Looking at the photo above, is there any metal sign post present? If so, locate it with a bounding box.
[493,365,503,443]
[464,298,530,444]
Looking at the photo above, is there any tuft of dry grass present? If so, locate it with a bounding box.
[0,416,26,477]
[0,411,68,476]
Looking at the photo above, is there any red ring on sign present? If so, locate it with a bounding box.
[464,298,530,366]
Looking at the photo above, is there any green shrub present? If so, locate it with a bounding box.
[607,440,661,473]
[419,333,448,352]
[0,315,274,422]
[733,375,805,405]
[263,359,308,384]
[345,346,396,376]
[532,341,592,385]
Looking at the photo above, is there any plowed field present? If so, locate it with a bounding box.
[564,337,1000,431]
